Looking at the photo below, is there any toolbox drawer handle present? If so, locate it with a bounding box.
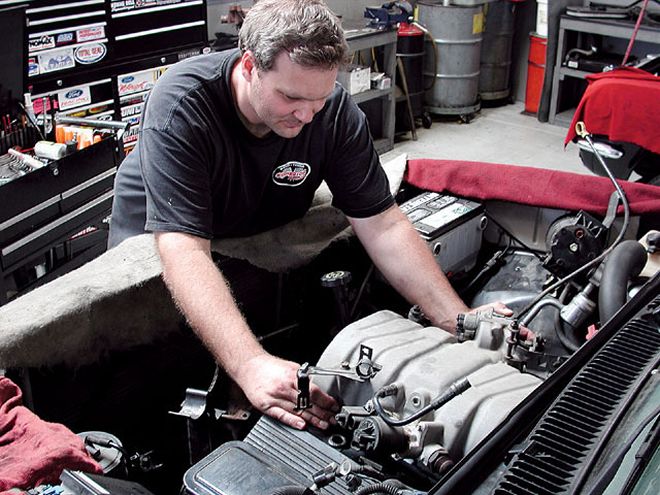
[112,0,203,19]
[114,21,205,41]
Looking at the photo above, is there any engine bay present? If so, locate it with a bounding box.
[175,185,658,495]
[2,174,659,495]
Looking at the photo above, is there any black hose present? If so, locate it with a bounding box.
[374,379,471,427]
[355,481,402,495]
[598,240,647,323]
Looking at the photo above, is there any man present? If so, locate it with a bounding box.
[109,0,509,432]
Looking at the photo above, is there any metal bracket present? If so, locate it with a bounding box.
[603,191,621,229]
[296,345,382,410]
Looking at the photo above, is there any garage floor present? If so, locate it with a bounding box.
[383,101,590,176]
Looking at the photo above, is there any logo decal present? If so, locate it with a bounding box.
[38,48,75,74]
[272,161,311,187]
[74,43,107,65]
[77,26,105,43]
[66,89,83,99]
[58,85,92,110]
[29,35,55,53]
[28,58,39,77]
[56,32,75,45]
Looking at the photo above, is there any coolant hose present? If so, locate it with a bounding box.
[598,240,647,323]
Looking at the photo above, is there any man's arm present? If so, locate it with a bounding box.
[155,231,338,429]
[349,205,509,332]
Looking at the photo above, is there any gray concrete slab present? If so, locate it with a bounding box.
[383,102,588,175]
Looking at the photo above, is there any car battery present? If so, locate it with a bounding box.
[399,192,485,275]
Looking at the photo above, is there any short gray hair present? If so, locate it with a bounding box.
[238,0,349,71]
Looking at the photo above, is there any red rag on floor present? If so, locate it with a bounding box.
[564,67,660,154]
[405,159,660,216]
[0,377,102,491]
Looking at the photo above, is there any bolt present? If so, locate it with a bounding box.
[569,242,579,253]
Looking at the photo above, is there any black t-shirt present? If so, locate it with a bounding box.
[108,49,394,248]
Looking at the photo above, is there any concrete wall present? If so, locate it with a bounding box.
[205,0,658,103]
[206,0,374,39]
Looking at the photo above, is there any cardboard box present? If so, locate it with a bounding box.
[337,64,371,95]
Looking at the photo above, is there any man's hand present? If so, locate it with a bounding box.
[156,232,340,431]
[468,301,534,340]
[234,353,340,431]
[471,301,513,317]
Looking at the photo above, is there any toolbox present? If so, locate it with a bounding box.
[0,118,127,304]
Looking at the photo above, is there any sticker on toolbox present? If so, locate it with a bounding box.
[121,102,144,118]
[57,86,92,111]
[96,112,116,121]
[123,125,139,144]
[32,97,56,115]
[111,0,183,14]
[88,104,113,115]
[122,115,141,131]
[56,32,76,46]
[62,105,114,119]
[38,47,75,74]
[28,35,56,53]
[120,91,149,107]
[117,67,168,96]
[77,25,106,43]
[28,58,40,77]
[74,42,107,65]
[177,47,205,61]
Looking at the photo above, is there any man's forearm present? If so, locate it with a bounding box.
[155,231,340,430]
[350,207,468,331]
[155,232,265,381]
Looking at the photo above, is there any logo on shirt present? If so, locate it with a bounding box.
[272,161,311,187]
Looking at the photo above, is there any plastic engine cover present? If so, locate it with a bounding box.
[314,310,541,459]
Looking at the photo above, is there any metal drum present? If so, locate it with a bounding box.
[479,0,516,101]
[419,1,484,118]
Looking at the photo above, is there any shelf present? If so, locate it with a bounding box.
[549,16,660,127]
[344,24,397,154]
[343,25,397,51]
[351,87,393,105]
[558,16,660,44]
[558,67,590,79]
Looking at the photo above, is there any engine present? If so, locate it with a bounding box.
[313,310,541,468]
[183,308,545,495]
[181,188,656,495]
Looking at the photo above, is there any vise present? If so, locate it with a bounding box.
[364,1,413,29]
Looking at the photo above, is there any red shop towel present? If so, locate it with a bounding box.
[0,377,102,491]
[405,159,660,216]
[564,67,660,155]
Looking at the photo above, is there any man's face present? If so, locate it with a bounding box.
[245,51,338,138]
